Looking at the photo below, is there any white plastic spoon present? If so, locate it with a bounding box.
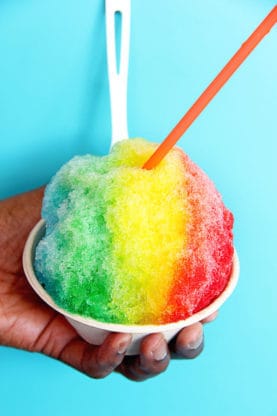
[105,0,130,148]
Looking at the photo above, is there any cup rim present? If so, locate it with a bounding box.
[23,219,240,334]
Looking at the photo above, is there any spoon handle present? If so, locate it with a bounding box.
[106,0,130,147]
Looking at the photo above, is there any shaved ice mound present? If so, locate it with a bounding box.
[35,138,234,325]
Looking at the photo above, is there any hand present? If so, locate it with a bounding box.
[0,188,217,381]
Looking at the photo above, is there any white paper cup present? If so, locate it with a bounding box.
[23,219,239,355]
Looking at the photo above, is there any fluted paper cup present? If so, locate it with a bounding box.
[23,219,239,355]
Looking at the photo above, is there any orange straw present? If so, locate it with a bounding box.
[143,6,277,170]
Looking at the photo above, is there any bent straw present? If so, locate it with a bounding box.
[143,6,277,170]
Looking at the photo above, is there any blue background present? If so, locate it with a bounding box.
[0,0,276,415]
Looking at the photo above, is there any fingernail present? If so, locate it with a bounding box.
[117,335,132,355]
[152,338,168,361]
[186,333,203,350]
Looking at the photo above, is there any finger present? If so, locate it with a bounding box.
[201,310,218,324]
[58,332,132,379]
[170,322,204,359]
[117,333,170,382]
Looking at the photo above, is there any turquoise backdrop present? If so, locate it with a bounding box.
[0,1,276,415]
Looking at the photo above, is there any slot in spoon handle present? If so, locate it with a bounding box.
[106,0,130,146]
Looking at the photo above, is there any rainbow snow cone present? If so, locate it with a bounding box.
[34,138,234,326]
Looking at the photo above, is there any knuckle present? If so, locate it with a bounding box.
[80,348,115,379]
